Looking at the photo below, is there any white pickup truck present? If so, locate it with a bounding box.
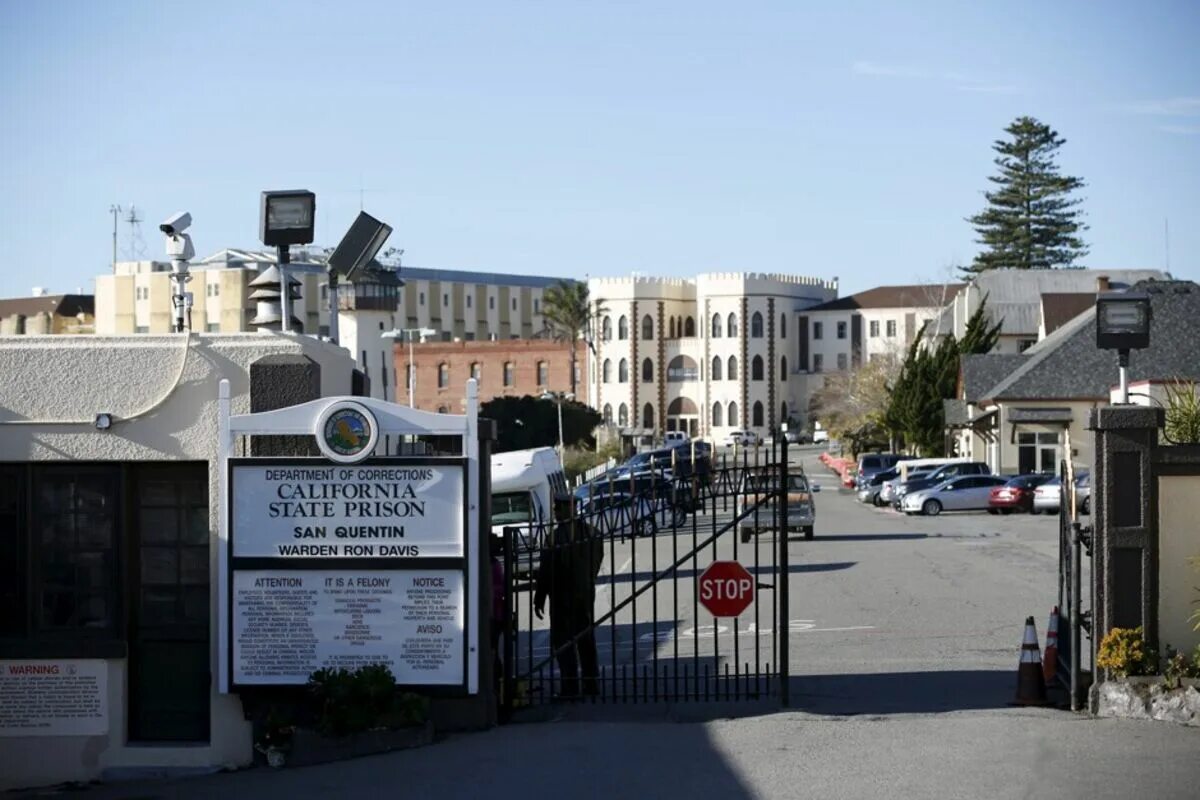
[737,468,819,542]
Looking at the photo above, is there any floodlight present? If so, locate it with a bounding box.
[327,211,393,280]
[259,190,315,247]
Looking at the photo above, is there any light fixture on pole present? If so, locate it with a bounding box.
[326,211,394,345]
[382,327,436,408]
[259,190,316,333]
[1095,292,1151,404]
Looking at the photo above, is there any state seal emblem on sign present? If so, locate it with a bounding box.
[315,400,380,464]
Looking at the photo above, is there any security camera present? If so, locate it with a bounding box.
[159,211,192,236]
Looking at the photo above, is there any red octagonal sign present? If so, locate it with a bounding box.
[699,560,755,617]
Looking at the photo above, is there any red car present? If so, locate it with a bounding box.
[988,474,1053,514]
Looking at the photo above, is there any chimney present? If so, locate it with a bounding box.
[1096,275,1110,293]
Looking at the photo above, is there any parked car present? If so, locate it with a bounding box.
[663,431,690,448]
[724,429,761,447]
[577,491,683,540]
[892,461,991,509]
[902,475,1010,516]
[879,466,935,506]
[737,468,819,542]
[988,474,1054,514]
[856,465,903,505]
[774,428,809,445]
[812,426,830,444]
[856,453,908,487]
[1032,471,1090,515]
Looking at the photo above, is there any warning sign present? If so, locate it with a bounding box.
[0,660,108,736]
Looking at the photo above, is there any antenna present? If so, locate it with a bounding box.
[108,204,122,270]
[1164,217,1170,273]
[124,205,147,261]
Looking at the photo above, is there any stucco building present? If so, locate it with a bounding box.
[587,273,838,440]
[0,291,94,335]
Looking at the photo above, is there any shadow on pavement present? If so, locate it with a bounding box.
[787,670,1013,715]
[795,533,928,542]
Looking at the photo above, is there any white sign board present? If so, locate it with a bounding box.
[0,660,108,736]
[232,463,464,558]
[233,569,464,686]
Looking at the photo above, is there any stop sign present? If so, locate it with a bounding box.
[699,561,755,617]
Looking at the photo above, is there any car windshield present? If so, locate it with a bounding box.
[491,491,533,526]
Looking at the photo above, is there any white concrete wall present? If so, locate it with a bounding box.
[1158,475,1200,657]
[0,333,355,790]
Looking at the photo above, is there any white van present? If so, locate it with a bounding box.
[490,448,567,571]
[896,457,970,483]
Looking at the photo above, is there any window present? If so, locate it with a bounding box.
[603,404,613,424]
[869,320,880,338]
[205,323,219,333]
[489,296,495,310]
[813,354,824,372]
[438,363,449,388]
[837,353,847,371]
[727,355,738,380]
[206,283,220,297]
[1018,339,1036,352]
[886,320,897,338]
[753,401,764,427]
[602,316,612,341]
[751,312,763,338]
[780,356,787,376]
[642,358,653,382]
[642,403,654,429]
[837,321,847,339]
[711,356,722,381]
[618,316,628,340]
[618,403,629,426]
[444,294,449,307]
[537,361,548,386]
[781,314,787,339]
[669,318,676,338]
[467,295,473,308]
[641,314,653,340]
[135,326,149,333]
[667,355,698,382]
[1018,431,1061,474]
[534,299,540,313]
[503,362,514,386]
[711,313,722,338]
[602,359,612,383]
[752,355,764,381]
[618,358,628,383]
[684,317,695,337]
[727,313,737,338]
[728,401,739,426]
[781,402,788,423]
[419,292,426,305]
[813,321,823,340]
[712,402,723,427]
[437,405,449,414]
[470,362,481,383]
[512,298,517,311]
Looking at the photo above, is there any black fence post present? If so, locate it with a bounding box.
[778,434,789,707]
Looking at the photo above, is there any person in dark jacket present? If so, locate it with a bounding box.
[534,493,604,698]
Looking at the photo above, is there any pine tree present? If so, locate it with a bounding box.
[965,116,1088,274]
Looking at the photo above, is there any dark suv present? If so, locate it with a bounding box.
[892,461,990,508]
[856,453,909,487]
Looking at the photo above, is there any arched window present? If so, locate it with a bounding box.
[728,401,739,427]
[727,312,738,338]
[618,358,629,383]
[711,313,722,338]
[618,315,628,340]
[684,316,695,337]
[711,356,722,381]
[618,403,629,426]
[601,316,612,341]
[780,314,787,339]
[781,356,788,377]
[437,405,449,414]
[503,362,514,386]
[752,355,764,381]
[438,362,449,388]
[642,403,654,429]
[727,355,738,380]
[642,358,653,382]
[751,311,763,338]
[753,401,764,427]
[537,361,548,386]
[603,358,612,383]
[641,314,653,340]
[711,402,723,427]
[669,317,676,339]
[781,402,788,423]
[603,403,613,424]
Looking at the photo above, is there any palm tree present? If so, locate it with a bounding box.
[541,280,605,397]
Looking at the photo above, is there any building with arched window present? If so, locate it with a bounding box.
[587,273,837,440]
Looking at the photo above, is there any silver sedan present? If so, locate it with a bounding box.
[902,475,1009,516]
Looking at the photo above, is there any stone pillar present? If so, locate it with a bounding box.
[1089,405,1164,668]
[249,354,322,456]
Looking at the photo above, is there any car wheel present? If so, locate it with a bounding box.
[739,527,752,544]
[987,508,999,515]
[803,526,814,540]
[671,507,688,528]
[1000,508,1014,515]
[872,494,883,507]
[922,499,942,517]
[637,516,656,537]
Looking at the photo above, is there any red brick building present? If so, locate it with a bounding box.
[394,339,588,413]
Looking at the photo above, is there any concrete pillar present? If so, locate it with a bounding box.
[249,354,322,456]
[1089,405,1164,668]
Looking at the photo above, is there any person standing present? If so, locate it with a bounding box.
[534,493,603,698]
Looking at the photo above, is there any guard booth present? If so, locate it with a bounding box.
[217,379,490,722]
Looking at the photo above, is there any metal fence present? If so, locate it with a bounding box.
[1057,459,1093,710]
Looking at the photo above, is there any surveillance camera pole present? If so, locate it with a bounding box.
[166,232,194,333]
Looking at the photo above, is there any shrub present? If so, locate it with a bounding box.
[1164,379,1200,444]
[1161,645,1200,689]
[1096,626,1156,678]
[308,665,429,737]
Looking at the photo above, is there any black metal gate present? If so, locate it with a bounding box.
[1057,459,1093,710]
[499,438,798,711]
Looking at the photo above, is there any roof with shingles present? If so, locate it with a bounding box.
[978,280,1200,402]
[806,283,963,312]
[1041,293,1097,335]
[960,354,1026,402]
[0,294,94,319]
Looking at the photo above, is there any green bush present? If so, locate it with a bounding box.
[1096,626,1156,678]
[308,665,429,737]
[1161,645,1200,689]
[1164,380,1200,444]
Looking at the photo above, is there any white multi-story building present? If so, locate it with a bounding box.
[588,273,838,440]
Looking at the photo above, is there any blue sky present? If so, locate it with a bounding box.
[1,1,1196,298]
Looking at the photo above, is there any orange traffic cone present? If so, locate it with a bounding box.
[1013,616,1047,706]
[1043,606,1059,685]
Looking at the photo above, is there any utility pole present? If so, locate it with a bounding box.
[109,205,121,271]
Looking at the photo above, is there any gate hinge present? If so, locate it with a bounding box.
[1072,523,1093,554]
[1079,610,1093,634]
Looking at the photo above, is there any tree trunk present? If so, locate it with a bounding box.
[569,343,578,397]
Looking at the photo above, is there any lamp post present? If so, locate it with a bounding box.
[383,327,436,408]
[1095,292,1151,404]
[259,190,316,333]
[542,390,575,457]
